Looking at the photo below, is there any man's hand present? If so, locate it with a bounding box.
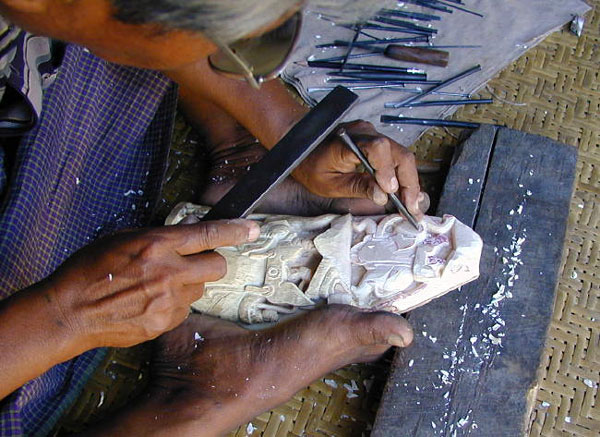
[293,120,422,219]
[47,220,259,349]
[0,220,259,400]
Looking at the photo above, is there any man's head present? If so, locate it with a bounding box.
[0,0,392,79]
[108,0,391,44]
[109,0,301,46]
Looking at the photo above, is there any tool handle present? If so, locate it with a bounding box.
[384,45,449,67]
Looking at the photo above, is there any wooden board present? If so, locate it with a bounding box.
[372,126,578,436]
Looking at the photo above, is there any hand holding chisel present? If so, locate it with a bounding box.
[337,129,421,229]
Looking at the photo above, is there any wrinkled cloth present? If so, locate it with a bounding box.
[283,0,590,145]
[0,44,177,436]
[0,17,59,136]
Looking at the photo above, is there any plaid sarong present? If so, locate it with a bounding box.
[0,44,177,436]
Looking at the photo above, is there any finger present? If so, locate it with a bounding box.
[392,149,421,217]
[179,251,228,285]
[167,220,260,255]
[418,192,431,215]
[181,284,205,303]
[355,136,400,194]
[330,173,388,206]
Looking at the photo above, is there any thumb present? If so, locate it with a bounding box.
[332,173,389,206]
[170,219,261,255]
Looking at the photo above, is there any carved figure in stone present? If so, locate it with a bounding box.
[166,203,483,324]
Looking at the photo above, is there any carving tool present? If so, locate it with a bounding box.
[339,24,362,70]
[314,37,430,47]
[380,116,480,129]
[337,128,420,230]
[327,79,441,86]
[303,60,425,75]
[385,98,493,108]
[360,23,434,36]
[426,0,484,18]
[401,0,453,14]
[323,42,449,68]
[327,72,430,82]
[307,85,471,98]
[379,9,441,21]
[202,86,358,221]
[386,64,481,108]
[372,17,438,35]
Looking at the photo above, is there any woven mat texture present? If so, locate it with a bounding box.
[412,5,600,437]
[59,3,599,435]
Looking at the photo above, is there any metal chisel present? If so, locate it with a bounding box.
[337,129,420,230]
[202,86,358,221]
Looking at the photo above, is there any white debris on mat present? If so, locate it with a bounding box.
[344,380,359,398]
[246,423,257,435]
[583,378,597,388]
[324,379,338,389]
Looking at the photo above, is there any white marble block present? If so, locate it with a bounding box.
[166,203,483,324]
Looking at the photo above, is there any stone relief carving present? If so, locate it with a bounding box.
[166,203,483,324]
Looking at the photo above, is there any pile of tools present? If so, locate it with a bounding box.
[306,0,491,128]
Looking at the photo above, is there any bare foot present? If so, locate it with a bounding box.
[89,306,412,436]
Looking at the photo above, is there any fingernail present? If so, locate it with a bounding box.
[388,334,406,347]
[418,192,431,214]
[372,187,388,206]
[390,177,399,192]
[228,219,261,241]
[246,221,260,241]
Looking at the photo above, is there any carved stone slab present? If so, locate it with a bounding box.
[166,205,482,324]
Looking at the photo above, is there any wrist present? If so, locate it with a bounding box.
[0,280,94,399]
[30,278,95,358]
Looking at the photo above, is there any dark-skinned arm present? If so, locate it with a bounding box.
[0,220,258,401]
[0,281,89,400]
[168,60,422,217]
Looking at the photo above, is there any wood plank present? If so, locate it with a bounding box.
[372,127,577,436]
[437,125,497,228]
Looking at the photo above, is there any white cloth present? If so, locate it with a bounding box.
[283,0,590,145]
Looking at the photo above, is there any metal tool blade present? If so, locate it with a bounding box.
[202,86,358,221]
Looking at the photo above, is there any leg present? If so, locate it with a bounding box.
[85,305,413,436]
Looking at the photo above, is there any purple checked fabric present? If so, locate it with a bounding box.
[0,44,177,436]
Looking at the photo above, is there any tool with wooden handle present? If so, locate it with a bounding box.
[381,45,449,67]
[318,41,449,67]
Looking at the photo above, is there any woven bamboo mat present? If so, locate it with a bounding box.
[415,7,600,437]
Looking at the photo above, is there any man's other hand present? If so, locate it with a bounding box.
[46,220,259,349]
[293,120,422,219]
